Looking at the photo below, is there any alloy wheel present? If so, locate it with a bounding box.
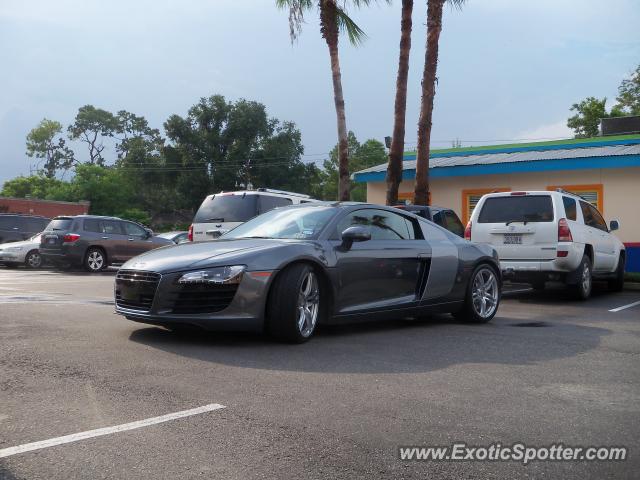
[87,251,104,271]
[26,252,42,269]
[297,271,319,338]
[471,268,499,319]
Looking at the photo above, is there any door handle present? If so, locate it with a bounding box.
[101,236,109,239]
[417,253,430,259]
[128,238,134,241]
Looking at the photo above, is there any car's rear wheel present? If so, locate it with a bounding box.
[84,247,106,272]
[454,264,500,323]
[267,263,322,343]
[572,254,592,300]
[608,253,625,292]
[25,250,42,269]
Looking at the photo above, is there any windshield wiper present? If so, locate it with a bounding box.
[505,220,527,226]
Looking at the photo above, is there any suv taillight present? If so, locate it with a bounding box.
[558,218,573,242]
[62,233,80,243]
[188,224,193,242]
[464,221,472,241]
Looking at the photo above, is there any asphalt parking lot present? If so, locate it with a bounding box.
[0,268,639,479]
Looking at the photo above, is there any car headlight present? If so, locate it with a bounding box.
[178,265,245,285]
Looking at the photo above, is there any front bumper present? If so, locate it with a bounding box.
[0,252,23,263]
[114,269,274,332]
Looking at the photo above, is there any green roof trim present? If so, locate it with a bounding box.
[403,134,640,156]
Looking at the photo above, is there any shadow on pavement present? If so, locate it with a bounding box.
[128,312,610,374]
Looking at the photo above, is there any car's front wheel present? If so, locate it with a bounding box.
[84,248,106,272]
[25,250,42,269]
[267,263,322,343]
[608,253,625,292]
[454,264,501,323]
[572,255,592,300]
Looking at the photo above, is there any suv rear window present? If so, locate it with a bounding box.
[478,195,554,223]
[194,195,258,223]
[44,218,73,231]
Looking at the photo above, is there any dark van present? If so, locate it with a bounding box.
[0,214,50,244]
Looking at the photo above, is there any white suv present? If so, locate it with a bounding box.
[189,189,316,242]
[466,190,625,299]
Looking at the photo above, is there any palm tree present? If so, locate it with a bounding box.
[413,0,464,205]
[277,0,378,201]
[385,0,413,205]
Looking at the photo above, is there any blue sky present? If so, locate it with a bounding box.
[1,0,639,186]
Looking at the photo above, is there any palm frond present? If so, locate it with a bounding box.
[335,5,367,46]
[446,0,466,11]
[276,0,314,42]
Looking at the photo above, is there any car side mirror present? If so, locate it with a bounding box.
[144,228,153,239]
[609,219,620,232]
[340,226,371,250]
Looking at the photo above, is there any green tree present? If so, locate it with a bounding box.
[567,97,608,138]
[115,110,163,161]
[614,64,640,115]
[68,105,119,165]
[277,0,384,201]
[414,0,465,205]
[25,119,75,178]
[322,132,386,201]
[164,95,308,210]
[385,0,413,206]
[0,175,65,199]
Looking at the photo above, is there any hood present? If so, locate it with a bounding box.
[0,238,39,250]
[121,238,289,273]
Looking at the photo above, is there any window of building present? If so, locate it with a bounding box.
[397,192,431,205]
[461,188,510,224]
[547,184,603,214]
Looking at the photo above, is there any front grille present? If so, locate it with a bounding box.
[171,283,239,314]
[115,270,161,312]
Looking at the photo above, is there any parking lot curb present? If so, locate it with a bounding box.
[624,282,640,291]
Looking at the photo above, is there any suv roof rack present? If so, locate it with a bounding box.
[555,188,588,202]
[255,188,310,199]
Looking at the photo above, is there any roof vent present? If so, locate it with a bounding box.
[600,115,640,136]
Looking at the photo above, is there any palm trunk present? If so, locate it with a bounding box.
[385,0,413,206]
[414,0,444,206]
[321,0,350,201]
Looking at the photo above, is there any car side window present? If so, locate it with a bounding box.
[101,220,122,235]
[25,218,44,232]
[587,204,608,232]
[123,222,146,237]
[337,209,414,240]
[563,196,577,221]
[431,211,444,227]
[258,195,292,214]
[0,217,14,229]
[580,201,598,228]
[443,210,465,237]
[84,219,101,233]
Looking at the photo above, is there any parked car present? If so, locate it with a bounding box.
[394,205,465,237]
[156,231,189,245]
[466,190,625,299]
[0,233,44,269]
[189,188,316,242]
[0,214,50,244]
[39,215,174,272]
[115,202,501,343]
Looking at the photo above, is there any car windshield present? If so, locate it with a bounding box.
[478,195,554,223]
[222,206,335,240]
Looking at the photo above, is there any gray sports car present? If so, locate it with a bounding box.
[114,203,502,342]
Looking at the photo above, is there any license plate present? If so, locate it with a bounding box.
[47,238,57,245]
[503,234,522,245]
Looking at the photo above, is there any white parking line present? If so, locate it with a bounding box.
[0,403,225,458]
[609,300,640,313]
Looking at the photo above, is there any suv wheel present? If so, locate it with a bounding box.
[25,250,42,269]
[573,255,592,300]
[608,254,625,292]
[84,248,106,272]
